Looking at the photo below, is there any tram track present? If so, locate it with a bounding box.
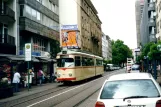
[0,85,70,107]
[0,70,123,107]
[53,70,124,107]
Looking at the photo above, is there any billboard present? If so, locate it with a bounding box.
[61,25,80,49]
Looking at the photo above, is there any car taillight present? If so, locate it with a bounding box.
[95,101,105,107]
[156,100,161,107]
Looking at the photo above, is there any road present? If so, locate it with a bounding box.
[1,69,125,107]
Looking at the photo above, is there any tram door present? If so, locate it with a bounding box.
[74,56,82,80]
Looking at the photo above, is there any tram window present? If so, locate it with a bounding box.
[87,58,94,66]
[75,56,81,66]
[82,57,87,66]
[57,58,74,67]
[96,59,103,66]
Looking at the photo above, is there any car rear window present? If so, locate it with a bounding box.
[100,79,160,99]
[132,65,140,70]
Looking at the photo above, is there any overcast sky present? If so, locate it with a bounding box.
[91,0,137,49]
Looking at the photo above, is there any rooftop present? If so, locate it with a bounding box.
[107,73,152,81]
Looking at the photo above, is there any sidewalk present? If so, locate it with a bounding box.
[0,82,60,103]
[157,71,161,85]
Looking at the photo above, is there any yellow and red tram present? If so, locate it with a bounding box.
[56,50,104,83]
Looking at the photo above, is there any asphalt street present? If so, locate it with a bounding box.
[0,69,125,107]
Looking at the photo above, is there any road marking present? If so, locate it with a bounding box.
[27,71,120,107]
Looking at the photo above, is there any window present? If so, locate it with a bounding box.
[160,19,161,29]
[26,5,31,14]
[88,58,94,66]
[37,11,41,20]
[20,5,24,16]
[96,59,103,66]
[82,57,88,66]
[36,0,42,3]
[75,56,81,66]
[100,79,160,99]
[32,9,36,17]
[57,58,74,67]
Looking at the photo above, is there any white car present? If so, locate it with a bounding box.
[95,73,161,107]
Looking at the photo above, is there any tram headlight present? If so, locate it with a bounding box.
[69,73,72,77]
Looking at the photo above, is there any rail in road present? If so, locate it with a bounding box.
[0,69,125,107]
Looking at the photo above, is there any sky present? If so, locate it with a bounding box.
[91,0,137,49]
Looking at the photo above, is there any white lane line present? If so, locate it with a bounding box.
[27,71,119,107]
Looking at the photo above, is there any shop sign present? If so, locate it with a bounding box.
[25,43,32,61]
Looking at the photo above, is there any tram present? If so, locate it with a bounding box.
[56,49,104,83]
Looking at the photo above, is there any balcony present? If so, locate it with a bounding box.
[0,5,15,24]
[148,18,156,27]
[19,17,59,41]
[0,34,15,45]
[19,0,59,22]
[149,34,157,42]
[148,3,155,11]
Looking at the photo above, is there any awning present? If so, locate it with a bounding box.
[7,56,25,61]
[36,57,56,63]
[0,56,24,62]
[31,57,39,62]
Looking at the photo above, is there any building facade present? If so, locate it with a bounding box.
[102,33,108,60]
[0,0,60,85]
[156,0,161,40]
[140,0,156,46]
[0,0,17,55]
[18,0,59,57]
[135,0,144,48]
[106,35,112,60]
[59,0,102,56]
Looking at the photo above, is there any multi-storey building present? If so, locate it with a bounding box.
[102,33,112,60]
[140,0,156,46]
[135,0,144,48]
[106,35,112,60]
[156,0,161,40]
[59,0,102,56]
[102,33,108,60]
[0,0,17,55]
[18,0,59,57]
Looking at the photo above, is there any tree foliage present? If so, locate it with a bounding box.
[140,42,154,59]
[139,41,161,61]
[50,40,61,58]
[112,39,133,65]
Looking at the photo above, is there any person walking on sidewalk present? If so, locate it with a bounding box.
[26,69,34,88]
[38,69,44,85]
[12,71,21,92]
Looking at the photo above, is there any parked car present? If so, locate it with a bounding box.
[107,64,114,71]
[95,73,161,107]
[131,64,141,73]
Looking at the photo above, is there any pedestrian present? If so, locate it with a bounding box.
[26,69,33,88]
[31,68,35,85]
[38,68,44,85]
[12,71,21,92]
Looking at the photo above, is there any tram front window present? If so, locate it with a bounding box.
[57,58,74,67]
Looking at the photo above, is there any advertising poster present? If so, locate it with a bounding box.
[61,25,80,49]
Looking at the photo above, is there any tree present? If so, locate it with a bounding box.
[148,42,161,60]
[140,42,154,59]
[50,40,61,58]
[112,39,133,66]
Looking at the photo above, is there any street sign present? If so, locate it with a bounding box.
[25,43,32,61]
